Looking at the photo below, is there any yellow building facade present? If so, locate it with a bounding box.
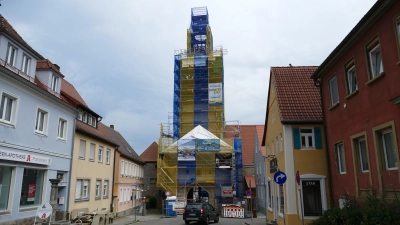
[262,67,330,225]
[68,123,116,214]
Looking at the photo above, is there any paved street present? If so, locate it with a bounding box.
[112,210,268,225]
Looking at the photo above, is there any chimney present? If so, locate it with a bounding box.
[54,64,60,71]
[110,125,114,129]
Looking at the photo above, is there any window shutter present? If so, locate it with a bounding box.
[293,128,300,149]
[314,127,322,149]
[75,180,82,199]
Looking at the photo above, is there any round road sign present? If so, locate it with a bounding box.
[36,203,52,219]
[273,171,287,185]
[165,191,171,197]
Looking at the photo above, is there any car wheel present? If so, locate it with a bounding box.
[205,216,209,225]
[214,214,219,223]
[185,220,190,224]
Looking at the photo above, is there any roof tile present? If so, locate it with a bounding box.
[140,142,158,162]
[37,59,64,77]
[76,121,116,146]
[61,79,88,107]
[271,66,322,122]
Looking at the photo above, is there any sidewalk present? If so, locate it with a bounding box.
[112,209,163,225]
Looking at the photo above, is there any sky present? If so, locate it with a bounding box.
[1,0,377,154]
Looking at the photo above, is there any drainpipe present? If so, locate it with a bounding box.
[314,77,334,209]
[111,146,117,213]
[66,118,77,217]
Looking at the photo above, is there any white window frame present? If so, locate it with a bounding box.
[106,149,111,165]
[346,65,358,94]
[382,129,398,170]
[34,107,49,135]
[6,44,17,66]
[128,188,131,202]
[328,75,339,106]
[75,179,90,200]
[300,128,314,149]
[82,111,87,123]
[278,184,284,218]
[336,142,346,174]
[125,162,128,176]
[103,180,109,198]
[89,143,95,161]
[21,54,30,75]
[267,178,272,211]
[98,146,103,163]
[297,174,327,220]
[88,114,93,126]
[0,90,19,126]
[123,188,127,203]
[368,44,384,79]
[357,138,369,172]
[51,75,59,92]
[95,179,101,199]
[119,188,123,203]
[79,139,86,159]
[57,117,67,141]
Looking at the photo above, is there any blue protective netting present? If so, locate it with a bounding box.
[173,54,181,139]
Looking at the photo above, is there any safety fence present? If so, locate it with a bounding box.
[222,205,244,218]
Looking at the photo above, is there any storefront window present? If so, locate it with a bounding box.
[20,169,44,207]
[0,166,12,210]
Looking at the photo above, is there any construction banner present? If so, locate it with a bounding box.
[209,83,222,104]
[196,139,220,151]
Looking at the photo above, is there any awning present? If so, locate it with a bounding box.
[245,175,255,189]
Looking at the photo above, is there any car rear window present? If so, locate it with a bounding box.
[186,204,201,209]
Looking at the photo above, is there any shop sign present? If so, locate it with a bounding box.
[36,203,52,219]
[0,149,51,165]
[221,186,233,197]
[270,158,277,173]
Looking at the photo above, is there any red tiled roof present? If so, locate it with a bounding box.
[76,121,117,146]
[272,66,322,123]
[255,125,266,156]
[0,15,43,59]
[61,79,88,107]
[140,142,158,162]
[36,59,64,77]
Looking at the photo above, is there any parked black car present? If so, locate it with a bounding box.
[183,202,219,224]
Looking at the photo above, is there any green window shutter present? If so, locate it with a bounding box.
[314,127,322,149]
[293,128,300,149]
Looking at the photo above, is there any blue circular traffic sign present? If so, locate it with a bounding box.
[273,171,287,185]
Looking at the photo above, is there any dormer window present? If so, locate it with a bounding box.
[51,75,59,92]
[88,114,93,126]
[6,45,17,66]
[21,54,30,75]
[82,111,87,123]
[91,116,96,127]
[77,108,97,127]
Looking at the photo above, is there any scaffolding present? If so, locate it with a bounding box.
[173,6,227,140]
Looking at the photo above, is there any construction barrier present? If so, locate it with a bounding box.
[222,205,244,218]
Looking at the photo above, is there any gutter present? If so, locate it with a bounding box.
[281,120,323,125]
[314,78,334,209]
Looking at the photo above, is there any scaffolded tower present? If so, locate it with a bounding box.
[173,6,227,139]
[158,7,242,211]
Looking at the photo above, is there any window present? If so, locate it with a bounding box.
[278,184,284,214]
[57,118,67,140]
[128,163,131,176]
[128,188,130,201]
[51,75,58,92]
[82,111,87,123]
[95,180,101,199]
[0,92,17,125]
[123,188,127,202]
[6,45,17,66]
[20,169,44,207]
[75,179,90,200]
[89,143,95,161]
[131,163,134,176]
[0,166,12,210]
[276,137,279,153]
[301,128,314,148]
[121,160,124,176]
[382,129,397,170]
[302,180,322,217]
[92,116,96,127]
[35,108,48,134]
[88,115,92,126]
[21,54,30,75]
[335,142,346,174]
[103,180,109,198]
[125,162,128,175]
[357,138,369,172]
[77,109,82,121]
[79,140,86,159]
[345,65,357,94]
[280,133,283,152]
[267,180,272,209]
[98,146,103,163]
[329,75,339,106]
[106,149,111,164]
[368,44,384,79]
[271,141,274,155]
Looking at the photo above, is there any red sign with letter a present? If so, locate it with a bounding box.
[28,184,36,201]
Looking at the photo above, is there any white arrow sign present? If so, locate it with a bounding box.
[275,173,286,183]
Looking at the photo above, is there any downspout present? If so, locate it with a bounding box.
[66,118,77,217]
[111,146,117,213]
[314,77,334,209]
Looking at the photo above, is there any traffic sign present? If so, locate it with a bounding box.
[273,171,287,185]
[245,190,251,196]
[36,203,52,219]
[165,191,171,197]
